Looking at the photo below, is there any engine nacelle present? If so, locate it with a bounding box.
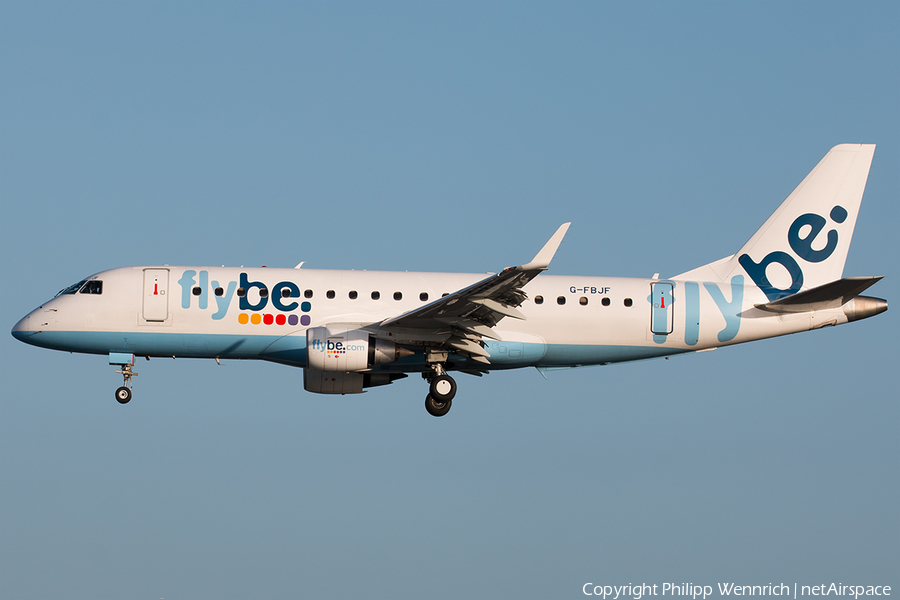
[304,370,365,394]
[306,326,408,372]
[303,370,409,395]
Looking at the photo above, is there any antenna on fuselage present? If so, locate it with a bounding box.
[294,262,305,269]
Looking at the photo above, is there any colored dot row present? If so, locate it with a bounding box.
[238,313,311,326]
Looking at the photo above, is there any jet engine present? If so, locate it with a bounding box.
[303,326,411,394]
[306,326,411,372]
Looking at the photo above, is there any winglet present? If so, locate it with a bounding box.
[520,223,571,271]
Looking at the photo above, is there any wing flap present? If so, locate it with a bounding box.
[471,298,526,320]
[449,338,491,357]
[438,319,503,341]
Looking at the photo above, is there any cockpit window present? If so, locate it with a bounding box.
[56,279,88,297]
[80,280,103,294]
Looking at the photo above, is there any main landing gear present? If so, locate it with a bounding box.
[424,363,457,417]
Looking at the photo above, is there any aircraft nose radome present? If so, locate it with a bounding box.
[11,314,37,342]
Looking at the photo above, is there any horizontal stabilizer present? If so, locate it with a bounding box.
[755,276,883,313]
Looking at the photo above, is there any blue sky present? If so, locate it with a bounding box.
[1,2,897,599]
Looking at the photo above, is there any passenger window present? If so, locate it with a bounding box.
[259,288,269,298]
[601,297,610,306]
[304,289,313,298]
[349,291,358,300]
[326,290,335,299]
[579,296,588,306]
[534,295,544,305]
[420,292,429,301]
[80,281,103,294]
[371,291,380,300]
[624,298,633,307]
[237,288,246,297]
[192,287,202,296]
[215,287,224,297]
[557,296,566,305]
[393,292,402,301]
[282,288,292,298]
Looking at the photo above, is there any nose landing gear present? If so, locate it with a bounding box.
[114,363,137,404]
[110,353,137,404]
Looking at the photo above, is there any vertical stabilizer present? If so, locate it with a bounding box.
[676,144,875,301]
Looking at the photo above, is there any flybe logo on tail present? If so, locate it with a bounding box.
[738,206,847,301]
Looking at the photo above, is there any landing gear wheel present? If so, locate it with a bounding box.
[429,374,457,402]
[115,386,132,404]
[425,394,452,417]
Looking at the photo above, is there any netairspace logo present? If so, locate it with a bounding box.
[582,583,892,600]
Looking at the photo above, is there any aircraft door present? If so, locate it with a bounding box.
[650,282,674,335]
[143,269,169,322]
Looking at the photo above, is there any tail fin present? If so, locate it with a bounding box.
[676,144,876,300]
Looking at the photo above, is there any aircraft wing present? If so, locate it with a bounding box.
[378,223,570,362]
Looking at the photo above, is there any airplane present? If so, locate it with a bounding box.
[11,144,887,416]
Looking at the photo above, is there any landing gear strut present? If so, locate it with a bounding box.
[424,361,456,417]
[113,362,137,404]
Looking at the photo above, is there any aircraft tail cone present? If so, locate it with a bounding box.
[844,296,888,322]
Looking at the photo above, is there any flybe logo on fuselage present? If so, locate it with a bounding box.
[177,270,311,326]
[738,206,847,301]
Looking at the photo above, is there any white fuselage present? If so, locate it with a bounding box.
[12,265,857,373]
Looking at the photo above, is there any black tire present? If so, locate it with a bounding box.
[425,394,452,417]
[429,374,457,402]
[115,386,132,404]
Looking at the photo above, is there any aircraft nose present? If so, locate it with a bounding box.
[11,313,38,342]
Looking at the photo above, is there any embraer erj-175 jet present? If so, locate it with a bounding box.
[12,144,887,416]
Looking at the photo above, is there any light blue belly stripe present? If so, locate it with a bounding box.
[17,330,284,359]
[16,330,692,370]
